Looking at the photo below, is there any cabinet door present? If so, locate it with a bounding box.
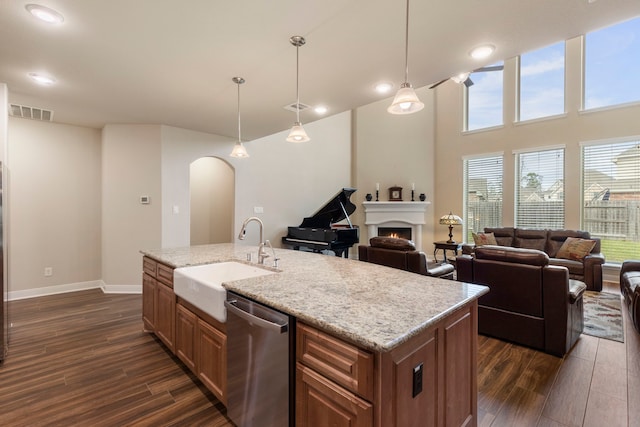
[442,309,475,427]
[142,273,156,331]
[155,282,175,352]
[175,304,197,372]
[197,319,227,405]
[296,363,373,427]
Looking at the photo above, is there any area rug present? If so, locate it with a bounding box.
[582,291,624,342]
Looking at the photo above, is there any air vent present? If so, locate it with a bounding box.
[283,102,311,113]
[9,104,54,121]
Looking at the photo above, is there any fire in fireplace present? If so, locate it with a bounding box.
[378,227,412,241]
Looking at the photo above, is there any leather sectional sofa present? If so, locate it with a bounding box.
[462,227,605,291]
[457,245,586,357]
[620,260,640,334]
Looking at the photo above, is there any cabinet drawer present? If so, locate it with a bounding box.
[156,262,174,288]
[297,323,374,401]
[296,363,373,427]
[143,257,157,277]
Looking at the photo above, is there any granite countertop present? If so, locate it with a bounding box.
[141,243,488,353]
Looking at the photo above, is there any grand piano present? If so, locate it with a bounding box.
[282,188,359,258]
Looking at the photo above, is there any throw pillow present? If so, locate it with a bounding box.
[472,232,497,246]
[556,237,596,261]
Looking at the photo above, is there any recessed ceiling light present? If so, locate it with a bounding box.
[375,82,393,94]
[28,73,56,85]
[469,44,495,60]
[25,4,64,24]
[314,106,328,114]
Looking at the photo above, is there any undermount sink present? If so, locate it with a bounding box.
[173,261,277,322]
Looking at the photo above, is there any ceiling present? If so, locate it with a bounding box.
[1,0,639,141]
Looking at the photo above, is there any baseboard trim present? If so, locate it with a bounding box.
[102,284,142,294]
[8,280,104,301]
[8,281,141,301]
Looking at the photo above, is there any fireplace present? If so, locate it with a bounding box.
[362,201,430,251]
[378,227,412,241]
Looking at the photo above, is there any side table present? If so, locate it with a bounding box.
[433,241,461,263]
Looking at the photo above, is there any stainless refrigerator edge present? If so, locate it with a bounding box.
[1,162,6,362]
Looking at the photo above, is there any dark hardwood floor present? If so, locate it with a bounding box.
[0,283,638,426]
[0,289,233,427]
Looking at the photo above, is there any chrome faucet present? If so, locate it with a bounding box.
[238,216,269,264]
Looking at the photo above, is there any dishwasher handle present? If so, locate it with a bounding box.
[225,299,288,334]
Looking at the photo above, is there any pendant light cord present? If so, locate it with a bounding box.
[404,0,410,84]
[237,81,241,142]
[295,43,300,123]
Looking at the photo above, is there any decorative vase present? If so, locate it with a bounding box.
[365,193,373,201]
[419,193,426,201]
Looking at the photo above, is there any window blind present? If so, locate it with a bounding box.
[582,139,640,263]
[463,155,503,242]
[515,148,564,228]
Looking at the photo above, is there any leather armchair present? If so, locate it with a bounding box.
[358,237,455,279]
[620,260,640,334]
[457,245,585,357]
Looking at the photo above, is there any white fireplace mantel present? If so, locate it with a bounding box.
[362,201,430,251]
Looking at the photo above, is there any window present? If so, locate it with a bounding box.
[463,154,503,242]
[465,62,503,131]
[585,17,640,110]
[582,139,640,263]
[515,147,564,228]
[519,42,565,121]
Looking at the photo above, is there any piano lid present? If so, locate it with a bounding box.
[299,188,357,229]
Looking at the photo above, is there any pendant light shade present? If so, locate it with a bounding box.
[286,35,310,143]
[388,82,423,114]
[287,122,310,143]
[230,77,249,158]
[387,0,424,115]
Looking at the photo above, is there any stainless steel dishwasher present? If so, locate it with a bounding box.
[224,291,292,427]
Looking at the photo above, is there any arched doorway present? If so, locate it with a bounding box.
[189,156,234,244]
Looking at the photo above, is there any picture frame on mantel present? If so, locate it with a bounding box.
[388,186,403,201]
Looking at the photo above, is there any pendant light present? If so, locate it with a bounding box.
[286,35,310,143]
[230,77,249,158]
[387,0,424,115]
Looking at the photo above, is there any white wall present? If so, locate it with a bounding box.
[102,124,162,289]
[233,111,352,249]
[8,118,102,295]
[434,35,640,240]
[160,125,238,248]
[352,87,437,250]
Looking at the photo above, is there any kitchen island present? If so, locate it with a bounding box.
[141,243,488,427]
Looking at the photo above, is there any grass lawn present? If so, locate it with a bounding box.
[600,239,640,263]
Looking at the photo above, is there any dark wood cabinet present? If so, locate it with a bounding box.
[175,303,197,372]
[142,257,227,406]
[142,256,175,352]
[142,273,156,331]
[296,363,373,427]
[155,280,175,351]
[298,300,478,427]
[197,318,227,405]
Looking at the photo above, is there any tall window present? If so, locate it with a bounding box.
[515,147,565,228]
[585,17,640,110]
[582,139,640,263]
[465,62,504,131]
[519,42,565,121]
[463,154,503,242]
